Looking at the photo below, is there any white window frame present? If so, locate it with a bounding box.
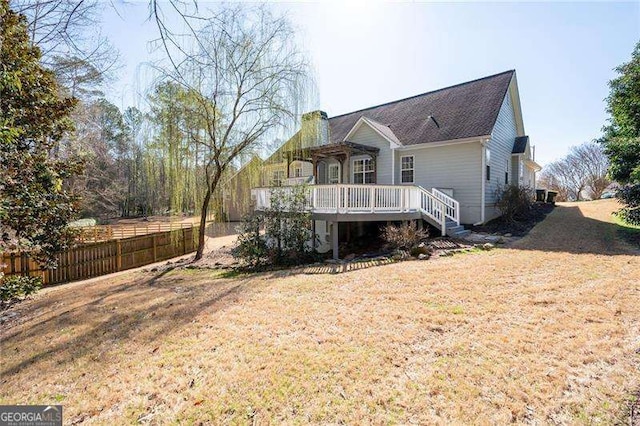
[293,164,303,178]
[328,163,340,184]
[505,158,510,185]
[271,170,285,186]
[400,155,414,184]
[352,158,374,184]
[485,148,491,181]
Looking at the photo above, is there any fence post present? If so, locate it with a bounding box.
[116,239,122,271]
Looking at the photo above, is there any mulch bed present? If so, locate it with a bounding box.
[470,202,555,237]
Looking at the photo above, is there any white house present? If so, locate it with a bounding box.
[243,70,541,258]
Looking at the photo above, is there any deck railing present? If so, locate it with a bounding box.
[431,188,460,226]
[252,184,459,235]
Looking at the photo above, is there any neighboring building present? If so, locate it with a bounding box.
[221,155,264,221]
[229,70,541,258]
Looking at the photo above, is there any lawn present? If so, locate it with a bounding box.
[1,199,639,424]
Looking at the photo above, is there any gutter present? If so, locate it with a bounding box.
[395,135,491,151]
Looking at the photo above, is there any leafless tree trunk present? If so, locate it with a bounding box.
[150,4,311,261]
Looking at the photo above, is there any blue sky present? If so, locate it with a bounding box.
[101,1,639,166]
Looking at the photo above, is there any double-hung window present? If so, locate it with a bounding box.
[353,158,374,184]
[401,155,414,183]
[505,158,510,185]
[485,148,491,181]
[271,170,285,186]
[328,164,340,184]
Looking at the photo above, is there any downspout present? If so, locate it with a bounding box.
[474,139,488,226]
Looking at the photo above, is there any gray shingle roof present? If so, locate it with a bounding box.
[513,136,529,154]
[329,70,515,146]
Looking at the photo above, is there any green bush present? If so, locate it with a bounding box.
[382,222,429,251]
[233,185,317,269]
[495,185,534,223]
[0,275,42,303]
[233,214,269,268]
[615,184,640,226]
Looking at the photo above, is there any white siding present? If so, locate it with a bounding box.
[394,142,483,224]
[485,89,519,221]
[346,124,393,184]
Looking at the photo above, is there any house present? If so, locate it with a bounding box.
[235,70,541,258]
[221,155,264,221]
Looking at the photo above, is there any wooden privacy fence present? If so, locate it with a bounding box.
[76,221,196,243]
[1,227,199,286]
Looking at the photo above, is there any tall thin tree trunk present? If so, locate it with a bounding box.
[194,186,212,261]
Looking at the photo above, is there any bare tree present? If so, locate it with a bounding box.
[570,141,610,199]
[151,5,311,260]
[539,141,611,201]
[10,0,119,86]
[541,159,581,201]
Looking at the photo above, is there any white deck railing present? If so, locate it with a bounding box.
[251,184,459,236]
[431,188,460,226]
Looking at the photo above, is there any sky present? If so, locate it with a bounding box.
[100,1,639,166]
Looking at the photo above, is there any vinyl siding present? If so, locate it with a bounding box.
[394,142,483,224]
[346,124,393,184]
[485,88,519,221]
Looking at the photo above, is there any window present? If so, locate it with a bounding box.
[270,170,285,186]
[519,160,524,181]
[401,155,414,183]
[293,164,303,178]
[328,164,340,184]
[505,158,510,185]
[485,148,491,181]
[353,158,374,184]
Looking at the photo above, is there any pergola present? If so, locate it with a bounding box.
[284,141,380,183]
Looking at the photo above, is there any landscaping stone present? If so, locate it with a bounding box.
[481,243,495,250]
[418,253,429,260]
[391,250,410,261]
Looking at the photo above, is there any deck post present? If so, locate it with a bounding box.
[331,222,339,260]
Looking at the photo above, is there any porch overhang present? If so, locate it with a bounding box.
[309,141,380,162]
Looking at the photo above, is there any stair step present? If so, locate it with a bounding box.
[453,230,471,237]
[446,225,464,233]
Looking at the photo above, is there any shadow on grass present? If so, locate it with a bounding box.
[510,204,640,256]
[0,268,247,379]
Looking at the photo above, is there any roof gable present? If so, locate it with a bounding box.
[343,116,401,148]
[328,70,515,146]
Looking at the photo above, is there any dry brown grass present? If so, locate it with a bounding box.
[1,199,639,424]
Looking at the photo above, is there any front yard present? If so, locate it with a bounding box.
[1,199,639,424]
